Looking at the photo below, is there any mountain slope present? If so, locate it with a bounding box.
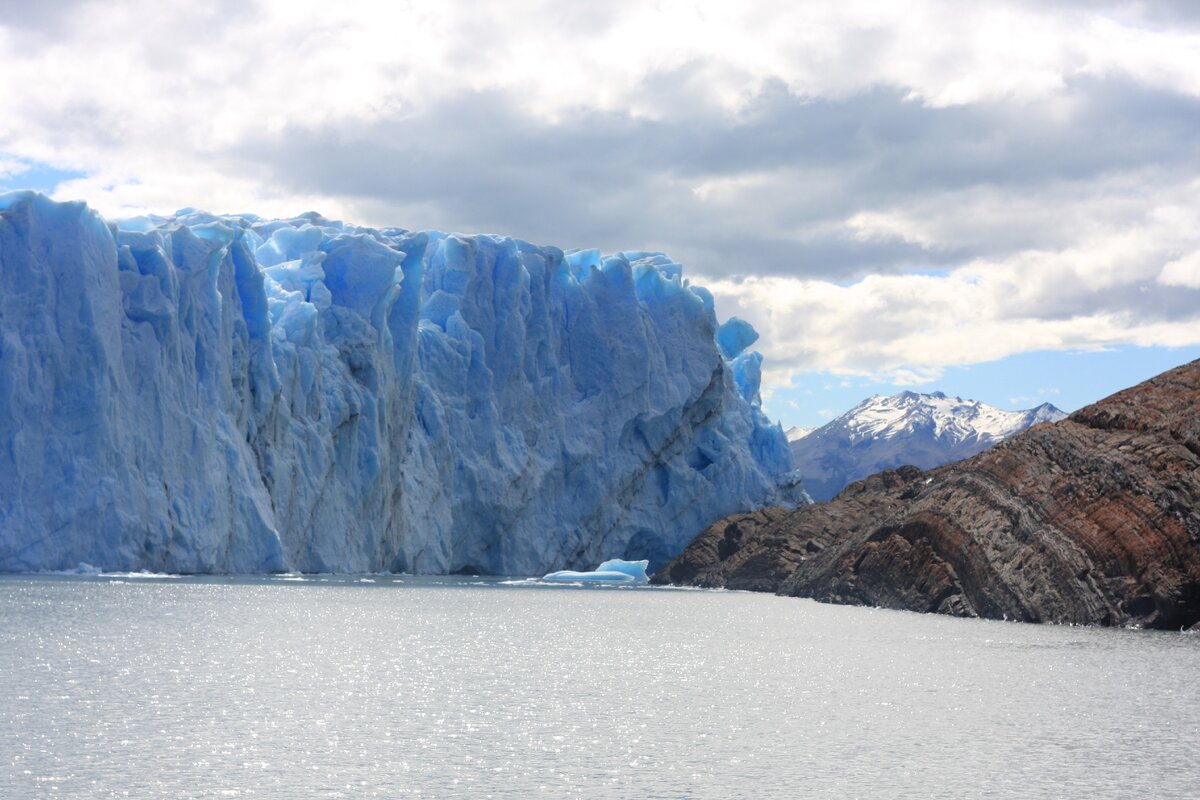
[784,426,814,442]
[791,392,1065,501]
[0,192,803,575]
[656,360,1200,630]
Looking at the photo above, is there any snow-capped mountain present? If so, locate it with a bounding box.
[785,426,815,442]
[790,391,1065,501]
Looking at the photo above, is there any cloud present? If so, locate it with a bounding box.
[707,188,1200,384]
[1159,251,1200,288]
[212,77,1200,283]
[0,157,28,181]
[0,0,91,40]
[1,0,1199,386]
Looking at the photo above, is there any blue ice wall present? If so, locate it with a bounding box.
[0,192,804,574]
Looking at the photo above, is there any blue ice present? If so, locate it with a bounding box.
[0,191,805,576]
[541,558,650,584]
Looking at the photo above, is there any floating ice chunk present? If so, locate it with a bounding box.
[595,559,650,581]
[540,558,649,584]
[540,570,637,584]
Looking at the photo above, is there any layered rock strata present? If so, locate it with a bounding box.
[656,360,1200,630]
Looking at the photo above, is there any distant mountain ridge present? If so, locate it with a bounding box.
[791,391,1065,501]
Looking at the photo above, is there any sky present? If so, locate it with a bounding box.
[2,0,1199,429]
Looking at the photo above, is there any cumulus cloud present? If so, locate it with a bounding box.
[0,157,29,181]
[1159,251,1200,288]
[1,0,1199,385]
[706,182,1200,384]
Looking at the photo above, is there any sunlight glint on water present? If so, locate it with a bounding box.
[1,575,1197,798]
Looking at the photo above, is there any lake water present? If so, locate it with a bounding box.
[1,574,1197,799]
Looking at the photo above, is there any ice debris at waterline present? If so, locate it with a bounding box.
[0,192,805,575]
[541,558,651,584]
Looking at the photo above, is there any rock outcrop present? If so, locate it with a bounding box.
[656,360,1200,630]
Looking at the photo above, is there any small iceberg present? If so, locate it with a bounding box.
[540,559,650,584]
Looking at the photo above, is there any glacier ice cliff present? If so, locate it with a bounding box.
[0,191,803,575]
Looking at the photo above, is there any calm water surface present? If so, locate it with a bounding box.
[1,574,1197,798]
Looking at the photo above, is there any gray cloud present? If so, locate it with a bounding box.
[5,0,1200,382]
[0,0,90,35]
[1032,0,1200,27]
[228,73,1200,284]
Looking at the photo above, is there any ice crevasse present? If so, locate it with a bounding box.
[0,191,805,575]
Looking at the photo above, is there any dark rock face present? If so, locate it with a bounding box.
[655,360,1200,630]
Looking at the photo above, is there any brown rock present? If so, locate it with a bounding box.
[653,360,1200,630]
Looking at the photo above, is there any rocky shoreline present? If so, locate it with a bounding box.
[655,360,1200,630]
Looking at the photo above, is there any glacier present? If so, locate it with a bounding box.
[0,191,803,575]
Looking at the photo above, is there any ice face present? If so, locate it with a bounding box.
[0,192,804,575]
